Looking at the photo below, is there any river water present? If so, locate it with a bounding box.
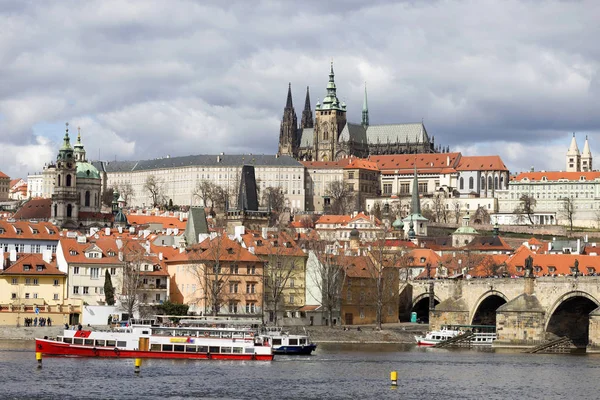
[1,340,598,400]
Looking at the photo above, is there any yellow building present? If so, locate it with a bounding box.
[0,253,82,326]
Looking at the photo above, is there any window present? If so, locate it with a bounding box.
[33,245,41,253]
[469,177,474,190]
[246,283,256,294]
[231,265,239,274]
[25,293,30,299]
[73,286,79,294]
[289,294,295,304]
[110,268,117,275]
[459,177,464,190]
[33,278,38,285]
[73,267,80,275]
[53,294,59,300]
[23,264,31,271]
[383,184,392,195]
[25,278,31,285]
[156,294,161,302]
[248,266,256,275]
[400,183,410,195]
[229,302,238,313]
[83,287,89,294]
[418,182,428,193]
[53,279,59,286]
[289,279,295,288]
[37,265,43,271]
[90,268,99,279]
[348,172,354,179]
[11,293,16,299]
[33,293,38,299]
[245,303,256,313]
[229,283,239,293]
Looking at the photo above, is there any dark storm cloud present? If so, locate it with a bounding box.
[0,0,598,179]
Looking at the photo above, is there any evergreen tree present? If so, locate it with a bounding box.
[104,270,115,306]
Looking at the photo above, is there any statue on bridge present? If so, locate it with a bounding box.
[524,255,534,278]
[573,259,580,277]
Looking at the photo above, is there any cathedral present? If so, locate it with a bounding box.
[278,63,446,161]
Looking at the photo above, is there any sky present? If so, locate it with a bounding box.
[0,0,599,180]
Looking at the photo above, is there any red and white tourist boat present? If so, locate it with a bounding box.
[35,317,274,361]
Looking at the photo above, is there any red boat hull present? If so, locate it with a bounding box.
[35,339,274,361]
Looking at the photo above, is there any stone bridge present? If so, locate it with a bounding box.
[404,276,600,351]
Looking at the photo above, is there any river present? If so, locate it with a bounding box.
[1,341,598,400]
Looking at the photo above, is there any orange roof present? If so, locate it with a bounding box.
[348,212,381,226]
[316,215,351,225]
[0,220,59,240]
[0,171,9,179]
[344,158,379,171]
[127,214,187,230]
[406,249,442,267]
[12,198,52,220]
[1,253,65,276]
[169,236,263,263]
[341,255,377,278]
[513,171,600,182]
[240,231,305,258]
[370,152,461,173]
[59,237,132,265]
[456,155,508,171]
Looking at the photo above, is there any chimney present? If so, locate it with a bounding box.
[42,249,52,264]
[577,238,581,254]
[173,228,179,235]
[105,227,110,236]
[446,155,450,166]
[262,227,268,240]
[118,226,123,234]
[159,252,163,261]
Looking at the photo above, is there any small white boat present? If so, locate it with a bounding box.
[415,324,497,347]
[262,327,317,355]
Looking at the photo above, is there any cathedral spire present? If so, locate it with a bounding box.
[301,86,314,129]
[286,82,293,109]
[319,61,345,111]
[410,160,421,216]
[362,82,369,127]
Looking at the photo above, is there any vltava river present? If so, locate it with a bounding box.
[1,341,598,399]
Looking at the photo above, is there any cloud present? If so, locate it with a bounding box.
[0,0,598,180]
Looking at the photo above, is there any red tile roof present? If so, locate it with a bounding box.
[168,236,263,263]
[344,158,379,171]
[456,155,508,171]
[127,214,187,230]
[0,171,9,179]
[1,253,65,276]
[241,231,305,257]
[513,171,600,182]
[12,198,52,220]
[370,153,461,173]
[0,220,59,240]
[316,215,351,225]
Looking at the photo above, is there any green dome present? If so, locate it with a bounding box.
[76,162,100,179]
[392,217,404,230]
[454,226,478,235]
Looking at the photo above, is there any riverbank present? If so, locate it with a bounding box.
[288,323,427,344]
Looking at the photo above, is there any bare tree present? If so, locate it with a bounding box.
[452,199,462,224]
[371,201,383,221]
[262,186,285,212]
[114,182,134,204]
[193,180,215,208]
[473,206,491,224]
[432,193,449,223]
[559,196,576,231]
[514,194,536,225]
[118,241,146,320]
[595,209,600,230]
[307,244,347,327]
[325,179,354,215]
[144,175,165,208]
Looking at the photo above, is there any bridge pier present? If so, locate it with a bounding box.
[587,307,600,353]
[429,280,469,330]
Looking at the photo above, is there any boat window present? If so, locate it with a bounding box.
[198,346,208,353]
[221,332,232,339]
[272,338,282,346]
[289,339,298,345]
[299,339,306,345]
[209,346,220,354]
[186,345,198,353]
[244,348,254,354]
[96,340,106,347]
[85,339,94,346]
[163,344,173,351]
[73,338,84,345]
[232,347,243,354]
[142,330,150,335]
[151,344,161,351]
[221,347,232,354]
[233,331,245,338]
[107,340,116,347]
[63,337,72,344]
[117,341,127,348]
[174,345,185,352]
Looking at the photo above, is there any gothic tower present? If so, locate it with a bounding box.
[301,86,314,129]
[362,82,369,128]
[314,62,347,161]
[51,123,79,227]
[581,135,593,172]
[566,133,581,172]
[278,83,298,157]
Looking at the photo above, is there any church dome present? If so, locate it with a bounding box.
[76,162,100,179]
[392,217,404,230]
[350,227,360,238]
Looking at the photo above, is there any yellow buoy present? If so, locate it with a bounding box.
[36,352,43,369]
[390,371,398,386]
[134,358,142,374]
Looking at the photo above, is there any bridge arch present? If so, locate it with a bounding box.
[411,293,441,323]
[545,290,600,347]
[470,290,509,326]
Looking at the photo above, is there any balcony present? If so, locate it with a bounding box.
[138,283,168,290]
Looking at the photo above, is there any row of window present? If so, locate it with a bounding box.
[12,292,60,300]
[0,244,57,253]
[12,278,60,286]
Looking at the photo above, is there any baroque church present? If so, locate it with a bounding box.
[278,63,447,161]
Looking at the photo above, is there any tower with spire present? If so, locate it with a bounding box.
[51,123,79,227]
[402,161,428,239]
[581,136,593,172]
[278,83,298,157]
[313,62,347,161]
[566,133,581,172]
[300,86,313,129]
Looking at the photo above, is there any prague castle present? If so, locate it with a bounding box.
[566,133,593,172]
[278,63,447,161]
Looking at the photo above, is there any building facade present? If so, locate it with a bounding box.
[0,171,9,202]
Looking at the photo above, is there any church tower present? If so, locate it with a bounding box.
[314,62,347,161]
[361,82,369,128]
[566,133,581,172]
[278,83,298,157]
[51,123,79,227]
[300,86,314,129]
[73,127,86,162]
[581,135,593,172]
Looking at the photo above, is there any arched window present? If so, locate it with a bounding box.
[66,204,72,218]
[58,175,61,187]
[500,175,504,188]
[66,174,72,187]
[481,176,486,190]
[459,177,464,190]
[469,177,474,190]
[494,176,499,190]
[85,191,90,207]
[53,203,57,217]
[487,176,493,191]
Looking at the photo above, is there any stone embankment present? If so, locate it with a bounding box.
[288,323,427,344]
[0,326,65,340]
